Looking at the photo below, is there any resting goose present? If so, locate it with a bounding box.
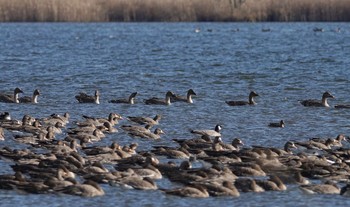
[110,176,158,190]
[226,91,259,106]
[300,91,335,107]
[299,180,340,194]
[172,89,197,103]
[128,128,165,140]
[109,92,138,104]
[75,90,100,104]
[81,113,122,126]
[127,114,161,126]
[0,88,23,103]
[19,89,40,103]
[161,184,209,198]
[144,91,176,105]
[60,180,105,197]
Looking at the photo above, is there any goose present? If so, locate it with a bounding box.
[299,180,340,194]
[197,181,240,197]
[191,124,222,137]
[161,184,209,198]
[295,138,334,151]
[80,112,122,126]
[151,146,190,159]
[212,137,244,152]
[109,92,138,104]
[128,128,165,140]
[0,112,11,121]
[234,178,265,193]
[268,120,285,128]
[81,161,109,174]
[0,87,23,103]
[75,90,100,104]
[127,114,161,126]
[228,162,266,177]
[82,141,120,155]
[172,89,197,103]
[19,89,40,103]
[276,171,310,185]
[110,176,157,190]
[67,129,105,142]
[144,91,176,105]
[226,91,259,106]
[121,124,152,134]
[255,175,287,191]
[300,91,335,107]
[41,112,70,126]
[60,180,105,197]
[102,121,118,133]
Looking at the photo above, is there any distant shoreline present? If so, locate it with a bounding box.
[0,0,349,22]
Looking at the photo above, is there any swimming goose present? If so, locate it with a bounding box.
[144,91,176,105]
[161,184,209,198]
[41,112,70,127]
[102,121,118,133]
[218,138,244,151]
[300,91,335,107]
[299,180,340,194]
[191,124,222,137]
[0,87,23,103]
[75,90,100,104]
[67,129,105,142]
[268,120,285,128]
[81,113,122,126]
[228,162,266,177]
[121,124,152,134]
[128,128,165,139]
[295,138,334,151]
[0,112,11,121]
[82,141,120,155]
[276,171,310,185]
[111,176,158,190]
[127,114,162,126]
[19,89,40,103]
[151,146,190,159]
[60,180,105,197]
[172,89,197,103]
[195,181,240,197]
[226,91,259,106]
[109,92,138,104]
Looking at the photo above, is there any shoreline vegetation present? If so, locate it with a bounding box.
[0,0,349,22]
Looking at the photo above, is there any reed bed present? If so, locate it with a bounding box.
[0,0,349,22]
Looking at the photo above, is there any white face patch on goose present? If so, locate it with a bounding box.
[216,125,222,132]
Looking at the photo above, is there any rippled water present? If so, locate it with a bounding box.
[0,22,350,206]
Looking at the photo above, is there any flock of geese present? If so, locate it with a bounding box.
[1,87,350,199]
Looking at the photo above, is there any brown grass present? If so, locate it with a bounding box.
[0,0,349,22]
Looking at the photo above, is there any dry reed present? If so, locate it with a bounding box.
[0,0,349,22]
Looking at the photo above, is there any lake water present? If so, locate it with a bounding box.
[0,22,350,206]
